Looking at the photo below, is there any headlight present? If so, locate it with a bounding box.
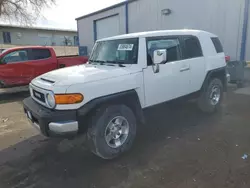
[46,92,56,108]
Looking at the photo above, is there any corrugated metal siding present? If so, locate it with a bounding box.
[77,6,126,54]
[96,15,120,39]
[128,0,245,60]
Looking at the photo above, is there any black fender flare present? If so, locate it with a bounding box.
[77,89,145,129]
[201,67,227,92]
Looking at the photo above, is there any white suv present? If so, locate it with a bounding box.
[23,29,228,159]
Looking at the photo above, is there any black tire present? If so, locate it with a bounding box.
[198,78,223,113]
[87,104,137,159]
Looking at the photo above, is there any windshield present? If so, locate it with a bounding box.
[89,38,139,64]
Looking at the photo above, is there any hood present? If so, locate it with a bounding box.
[33,64,141,86]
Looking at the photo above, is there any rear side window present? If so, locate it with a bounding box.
[211,37,223,53]
[31,49,51,60]
[183,36,203,59]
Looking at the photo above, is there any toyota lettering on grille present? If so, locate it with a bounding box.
[34,91,42,99]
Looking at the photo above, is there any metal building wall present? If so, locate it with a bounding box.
[128,0,245,60]
[77,6,126,54]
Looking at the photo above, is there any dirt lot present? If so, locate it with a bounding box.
[0,73,250,188]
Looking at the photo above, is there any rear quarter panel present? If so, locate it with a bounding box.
[199,33,226,72]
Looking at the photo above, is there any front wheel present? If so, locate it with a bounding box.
[87,104,137,159]
[198,78,223,113]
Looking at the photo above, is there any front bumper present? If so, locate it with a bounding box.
[23,97,79,137]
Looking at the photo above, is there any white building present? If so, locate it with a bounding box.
[0,24,78,46]
[76,0,250,61]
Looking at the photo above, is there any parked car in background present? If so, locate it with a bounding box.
[0,46,88,88]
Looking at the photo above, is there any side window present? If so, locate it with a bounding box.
[31,49,51,60]
[74,36,79,46]
[211,37,223,53]
[183,36,203,59]
[2,50,28,63]
[147,38,181,65]
[3,32,11,44]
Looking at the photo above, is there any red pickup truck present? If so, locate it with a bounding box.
[0,46,88,87]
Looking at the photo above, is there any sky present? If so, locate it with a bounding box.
[36,0,124,30]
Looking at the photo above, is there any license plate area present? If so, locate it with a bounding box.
[25,110,40,130]
[27,111,33,121]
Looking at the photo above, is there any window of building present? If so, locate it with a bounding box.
[211,37,223,53]
[2,50,28,63]
[183,36,203,59]
[38,33,52,46]
[31,49,51,60]
[147,38,181,65]
[3,32,11,44]
[74,36,79,46]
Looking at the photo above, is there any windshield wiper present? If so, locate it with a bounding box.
[89,59,105,65]
[118,64,125,67]
[105,60,126,67]
[89,60,126,67]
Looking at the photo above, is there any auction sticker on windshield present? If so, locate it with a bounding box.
[118,44,134,51]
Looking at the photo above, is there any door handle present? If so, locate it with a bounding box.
[59,64,65,68]
[180,67,190,72]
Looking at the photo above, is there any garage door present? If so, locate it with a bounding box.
[96,15,120,40]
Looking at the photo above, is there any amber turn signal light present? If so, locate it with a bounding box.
[55,94,83,104]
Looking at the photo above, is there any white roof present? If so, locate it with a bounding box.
[98,29,217,41]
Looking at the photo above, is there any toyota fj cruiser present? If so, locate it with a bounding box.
[23,30,228,159]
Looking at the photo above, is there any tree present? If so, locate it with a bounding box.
[0,0,55,24]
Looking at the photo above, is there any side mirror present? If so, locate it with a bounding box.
[153,49,167,64]
[0,59,6,65]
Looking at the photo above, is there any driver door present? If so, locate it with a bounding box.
[143,36,191,107]
[0,49,31,86]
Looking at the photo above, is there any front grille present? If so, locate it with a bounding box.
[32,89,46,103]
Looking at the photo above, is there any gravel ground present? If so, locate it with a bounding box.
[0,74,250,188]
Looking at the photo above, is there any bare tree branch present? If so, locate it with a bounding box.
[0,0,55,25]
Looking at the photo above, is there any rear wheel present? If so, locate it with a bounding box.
[198,78,223,113]
[87,104,137,159]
